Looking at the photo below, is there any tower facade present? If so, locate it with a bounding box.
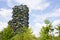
[8,5,29,32]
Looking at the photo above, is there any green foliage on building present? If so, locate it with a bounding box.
[8,5,29,32]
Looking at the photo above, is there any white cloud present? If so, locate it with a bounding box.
[7,0,50,10]
[0,8,12,17]
[31,8,60,24]
[0,8,12,22]
[7,0,19,8]
[30,8,60,37]
[52,19,60,36]
[52,19,60,27]
[0,22,8,31]
[31,14,47,23]
[35,2,50,10]
[0,8,12,31]
[7,0,14,8]
[30,8,60,25]
[48,8,60,17]
[33,23,46,37]
[29,23,45,37]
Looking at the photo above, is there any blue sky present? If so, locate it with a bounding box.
[0,0,60,37]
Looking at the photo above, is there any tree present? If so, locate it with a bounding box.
[38,20,54,40]
[11,27,35,40]
[23,28,36,40]
[44,19,50,24]
[8,5,29,32]
[1,25,14,40]
[56,24,60,37]
[0,31,2,40]
[38,25,52,40]
[44,19,54,40]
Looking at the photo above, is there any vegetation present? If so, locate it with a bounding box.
[1,25,14,40]
[0,5,60,40]
[11,27,35,40]
[0,20,60,40]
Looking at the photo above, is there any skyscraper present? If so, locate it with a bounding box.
[8,5,29,32]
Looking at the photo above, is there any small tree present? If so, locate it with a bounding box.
[44,19,50,24]
[38,25,52,40]
[1,25,14,40]
[56,24,60,37]
[11,27,35,40]
[38,19,54,40]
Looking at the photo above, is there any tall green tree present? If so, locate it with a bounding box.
[44,19,54,40]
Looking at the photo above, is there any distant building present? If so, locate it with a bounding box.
[8,5,29,32]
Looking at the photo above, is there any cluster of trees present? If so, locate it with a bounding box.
[38,20,60,40]
[0,20,60,40]
[0,5,60,40]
